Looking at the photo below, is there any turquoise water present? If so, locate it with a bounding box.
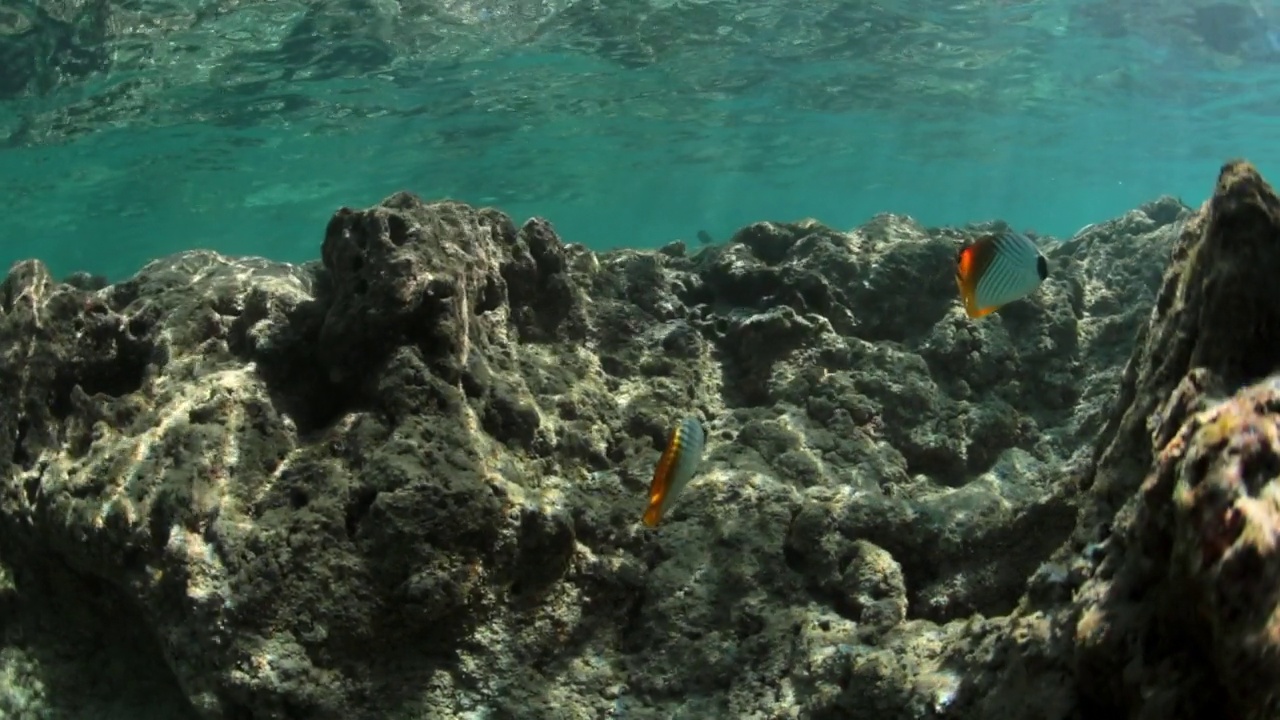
[2,0,1278,279]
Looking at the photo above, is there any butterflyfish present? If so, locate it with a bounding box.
[642,416,706,528]
[954,231,1049,318]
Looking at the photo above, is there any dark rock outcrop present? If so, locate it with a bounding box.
[1078,161,1280,719]
[4,160,1266,720]
[957,160,1280,720]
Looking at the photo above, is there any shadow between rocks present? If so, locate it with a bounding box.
[1,557,195,719]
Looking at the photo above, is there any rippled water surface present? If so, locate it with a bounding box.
[1,0,1277,278]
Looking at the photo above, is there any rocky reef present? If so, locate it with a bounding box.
[2,159,1279,720]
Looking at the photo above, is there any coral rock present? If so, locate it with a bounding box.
[0,165,1238,720]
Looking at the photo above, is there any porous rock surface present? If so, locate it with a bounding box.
[0,159,1265,720]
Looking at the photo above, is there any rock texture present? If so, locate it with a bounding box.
[5,160,1277,720]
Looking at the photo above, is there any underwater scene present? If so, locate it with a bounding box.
[4,0,1280,718]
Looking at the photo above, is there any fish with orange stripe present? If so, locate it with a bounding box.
[954,230,1049,318]
[642,416,706,527]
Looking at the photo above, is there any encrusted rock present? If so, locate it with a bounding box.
[1066,161,1280,720]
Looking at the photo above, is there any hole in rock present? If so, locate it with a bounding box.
[345,487,379,539]
[51,339,152,420]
